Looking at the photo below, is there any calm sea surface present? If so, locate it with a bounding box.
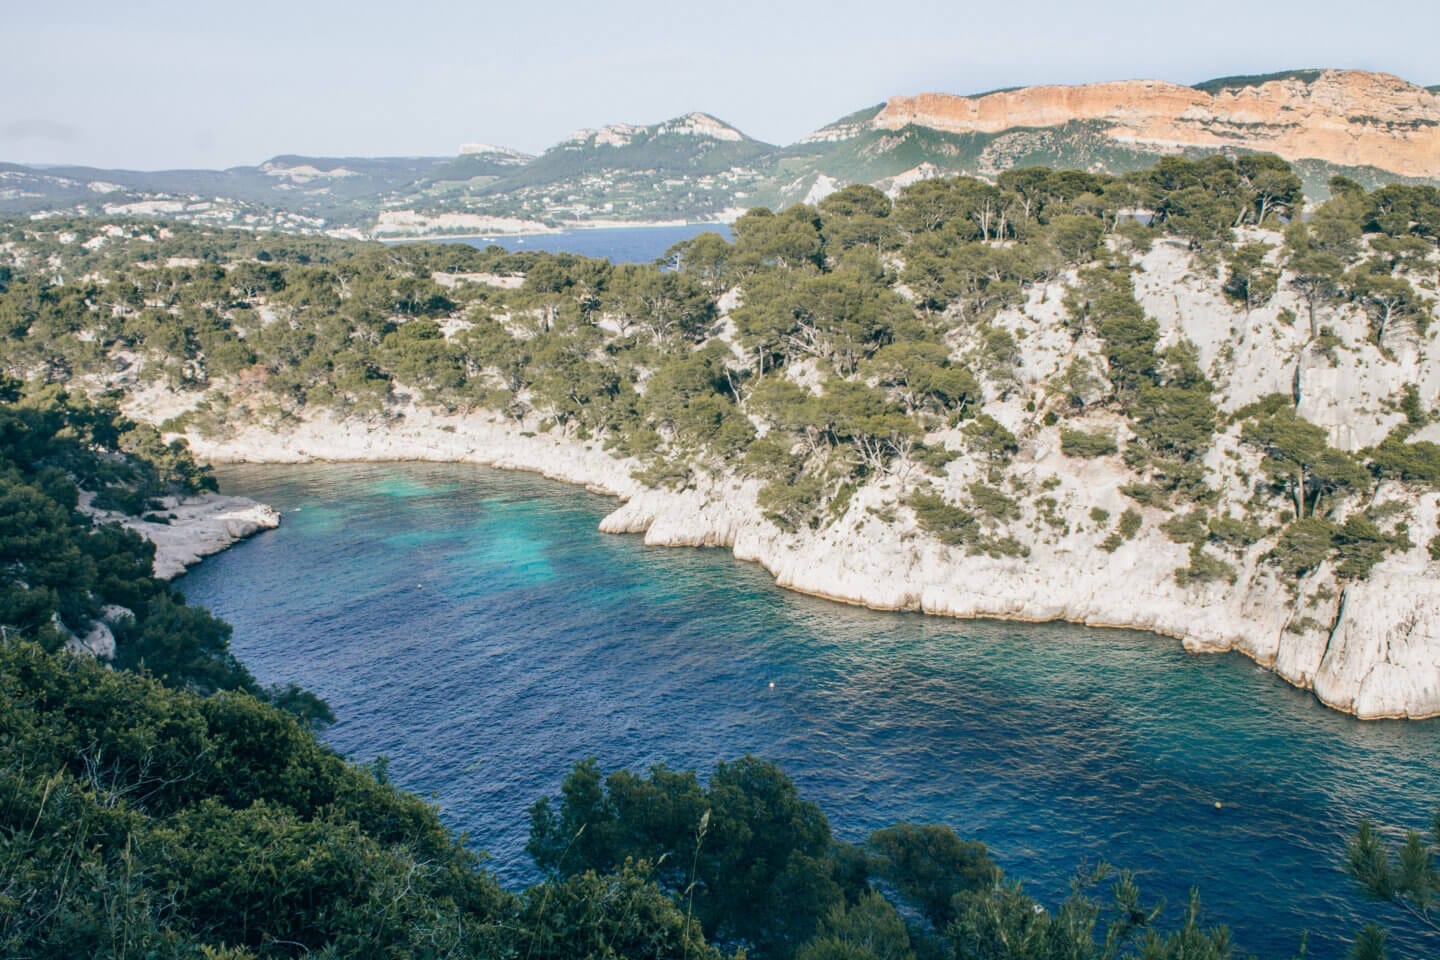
[180,462,1440,959]
[423,222,723,263]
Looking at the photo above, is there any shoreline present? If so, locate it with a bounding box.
[83,490,282,581]
[374,219,726,243]
[174,406,1440,722]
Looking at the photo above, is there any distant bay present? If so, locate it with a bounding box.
[426,222,725,263]
[181,462,1440,960]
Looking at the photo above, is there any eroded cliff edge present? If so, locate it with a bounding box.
[82,490,281,580]
[874,70,1440,180]
[21,185,1434,721]
[165,396,1438,721]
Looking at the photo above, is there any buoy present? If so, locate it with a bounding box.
[417,584,423,589]
[768,681,775,689]
[1214,801,1223,809]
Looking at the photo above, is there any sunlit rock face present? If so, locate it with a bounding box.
[873,71,1440,180]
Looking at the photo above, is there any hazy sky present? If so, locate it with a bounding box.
[4,0,1437,170]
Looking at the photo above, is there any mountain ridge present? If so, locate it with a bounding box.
[869,70,1440,179]
[4,69,1437,234]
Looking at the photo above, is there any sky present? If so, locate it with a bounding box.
[4,0,1438,171]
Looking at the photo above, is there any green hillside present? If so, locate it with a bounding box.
[485,117,773,192]
[4,154,1440,955]
[1191,69,1325,94]
[4,74,1437,233]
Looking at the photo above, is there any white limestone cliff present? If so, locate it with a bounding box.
[169,397,1440,720]
[134,231,1440,720]
[81,491,282,581]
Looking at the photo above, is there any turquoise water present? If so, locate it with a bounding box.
[179,463,1440,958]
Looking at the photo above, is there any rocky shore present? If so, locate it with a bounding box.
[175,403,1440,721]
[83,491,282,580]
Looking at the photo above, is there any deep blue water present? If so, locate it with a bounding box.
[180,463,1440,959]
[429,223,724,263]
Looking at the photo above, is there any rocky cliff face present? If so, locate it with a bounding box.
[175,389,1440,723]
[873,71,1440,180]
[80,489,282,580]
[157,229,1440,721]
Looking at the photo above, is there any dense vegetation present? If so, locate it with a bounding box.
[1,633,1288,960]
[0,397,1277,957]
[4,162,1440,955]
[0,382,248,688]
[3,158,1437,597]
[8,72,1436,231]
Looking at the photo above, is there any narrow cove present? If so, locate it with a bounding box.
[179,462,1440,959]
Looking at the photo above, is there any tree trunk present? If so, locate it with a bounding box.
[1291,349,1304,409]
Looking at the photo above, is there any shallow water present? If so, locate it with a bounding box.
[180,462,1440,958]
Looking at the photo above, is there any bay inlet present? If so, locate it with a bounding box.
[181,462,1440,959]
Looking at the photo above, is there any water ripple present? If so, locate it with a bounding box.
[180,463,1440,959]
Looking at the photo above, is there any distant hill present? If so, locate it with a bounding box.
[420,146,533,186]
[0,155,452,232]
[790,69,1440,201]
[4,69,1436,235]
[504,113,771,186]
[437,112,776,223]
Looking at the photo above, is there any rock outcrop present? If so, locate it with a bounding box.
[176,403,1440,721]
[153,222,1440,722]
[81,492,282,581]
[872,70,1440,180]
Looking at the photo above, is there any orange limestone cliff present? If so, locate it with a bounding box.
[874,70,1440,179]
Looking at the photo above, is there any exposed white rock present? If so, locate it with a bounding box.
[67,620,116,659]
[458,143,532,161]
[567,113,748,148]
[802,175,840,206]
[119,233,1440,721]
[103,200,187,216]
[659,113,747,142]
[100,604,136,626]
[432,270,524,290]
[183,404,642,501]
[80,491,281,580]
[60,606,134,662]
[566,123,647,148]
[373,210,556,237]
[168,391,1440,720]
[878,162,945,196]
[260,162,358,183]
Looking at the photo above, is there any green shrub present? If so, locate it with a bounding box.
[962,414,1019,463]
[910,492,979,546]
[969,482,1019,521]
[759,474,825,531]
[1270,518,1336,577]
[1176,544,1237,585]
[1368,434,1440,486]
[1120,483,1167,507]
[1160,510,1208,544]
[915,443,960,471]
[1208,514,1266,549]
[1060,427,1118,458]
[1118,508,1143,538]
[1101,508,1143,552]
[868,824,998,929]
[978,535,1029,558]
[1333,515,1409,579]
